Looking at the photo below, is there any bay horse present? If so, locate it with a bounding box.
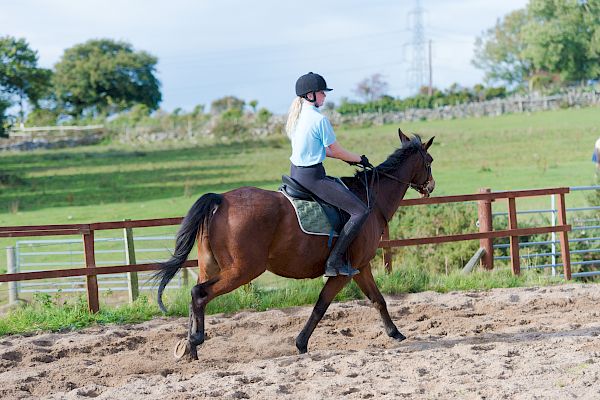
[155,129,435,360]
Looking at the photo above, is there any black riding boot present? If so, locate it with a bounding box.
[325,214,368,277]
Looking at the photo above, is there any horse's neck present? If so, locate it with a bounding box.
[345,169,411,223]
[375,174,410,222]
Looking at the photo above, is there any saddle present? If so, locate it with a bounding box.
[279,175,349,237]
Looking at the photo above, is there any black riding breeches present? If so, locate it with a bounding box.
[290,163,368,221]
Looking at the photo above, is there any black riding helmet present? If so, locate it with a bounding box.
[295,72,332,104]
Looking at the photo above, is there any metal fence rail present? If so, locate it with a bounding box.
[492,185,600,278]
[14,235,182,294]
[0,217,190,312]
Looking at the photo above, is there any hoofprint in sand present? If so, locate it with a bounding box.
[1,284,599,399]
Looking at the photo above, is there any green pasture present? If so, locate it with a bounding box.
[1,106,598,228]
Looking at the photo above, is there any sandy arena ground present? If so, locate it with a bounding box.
[1,283,600,399]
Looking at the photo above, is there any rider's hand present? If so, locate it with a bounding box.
[358,155,373,169]
[346,155,373,168]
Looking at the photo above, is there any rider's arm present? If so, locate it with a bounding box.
[326,141,361,163]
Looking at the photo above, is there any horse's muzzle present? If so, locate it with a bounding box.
[422,178,435,198]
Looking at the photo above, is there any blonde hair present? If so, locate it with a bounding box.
[285,97,303,139]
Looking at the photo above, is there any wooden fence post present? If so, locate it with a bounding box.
[123,219,139,303]
[382,225,392,273]
[556,193,572,280]
[508,197,521,275]
[477,188,494,269]
[182,266,189,287]
[83,230,100,313]
[7,246,18,305]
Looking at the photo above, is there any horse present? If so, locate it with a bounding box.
[155,128,435,360]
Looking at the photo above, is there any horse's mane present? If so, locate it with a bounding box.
[373,135,423,175]
[350,135,423,181]
[341,135,423,196]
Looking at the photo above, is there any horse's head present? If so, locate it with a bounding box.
[398,128,435,198]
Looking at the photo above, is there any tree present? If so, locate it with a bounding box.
[353,73,389,102]
[191,104,205,117]
[210,96,245,115]
[0,36,52,133]
[472,9,532,87]
[521,0,600,84]
[0,98,11,137]
[52,39,161,118]
[474,1,600,89]
[249,100,258,113]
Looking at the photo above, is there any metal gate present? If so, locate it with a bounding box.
[493,185,600,278]
[14,234,183,294]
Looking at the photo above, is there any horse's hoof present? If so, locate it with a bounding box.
[189,345,199,361]
[295,340,308,354]
[174,339,189,359]
[390,330,406,342]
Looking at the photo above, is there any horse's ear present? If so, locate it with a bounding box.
[398,128,410,144]
[424,136,435,151]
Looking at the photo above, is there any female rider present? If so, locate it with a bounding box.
[285,72,372,277]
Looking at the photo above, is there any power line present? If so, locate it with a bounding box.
[166,60,408,94]
[158,40,408,70]
[159,28,411,65]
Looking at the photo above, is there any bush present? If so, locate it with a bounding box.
[256,108,272,125]
[336,84,508,116]
[212,108,249,139]
[389,203,480,275]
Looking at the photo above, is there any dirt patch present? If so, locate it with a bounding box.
[1,284,600,399]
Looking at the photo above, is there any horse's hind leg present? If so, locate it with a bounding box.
[296,275,352,354]
[353,266,406,341]
[173,280,211,360]
[185,280,214,360]
[185,267,265,360]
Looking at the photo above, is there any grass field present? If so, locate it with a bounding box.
[2,106,599,226]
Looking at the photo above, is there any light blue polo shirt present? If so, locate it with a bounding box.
[289,105,337,166]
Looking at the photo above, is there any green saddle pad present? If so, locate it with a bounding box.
[281,191,337,236]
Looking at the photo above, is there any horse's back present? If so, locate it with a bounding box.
[205,187,328,279]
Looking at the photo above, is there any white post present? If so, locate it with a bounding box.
[551,194,557,276]
[7,246,18,305]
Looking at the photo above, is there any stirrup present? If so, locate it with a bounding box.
[324,264,339,277]
[338,262,359,276]
[324,260,359,277]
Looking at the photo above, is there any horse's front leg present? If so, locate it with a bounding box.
[296,275,352,354]
[353,266,405,341]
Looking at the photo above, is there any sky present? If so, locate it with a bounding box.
[2,0,529,115]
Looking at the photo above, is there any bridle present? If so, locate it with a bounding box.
[377,166,432,197]
[359,146,433,210]
[374,145,432,197]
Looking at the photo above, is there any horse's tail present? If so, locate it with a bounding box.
[156,192,223,313]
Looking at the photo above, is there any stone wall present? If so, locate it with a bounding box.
[0,132,104,152]
[2,89,599,150]
[328,90,600,126]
